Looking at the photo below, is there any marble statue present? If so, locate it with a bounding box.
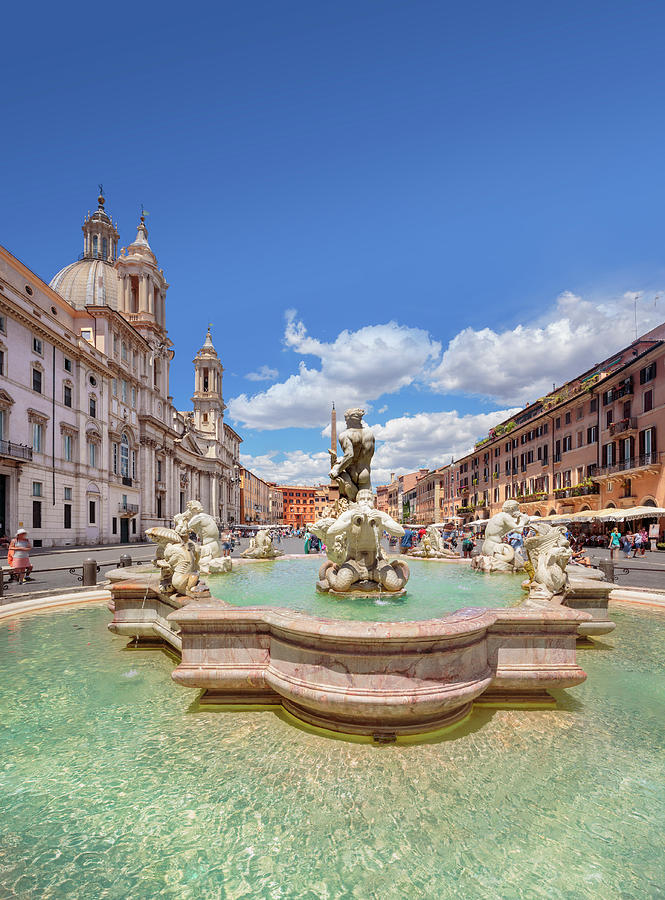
[315,489,410,594]
[523,522,572,603]
[174,500,229,574]
[471,500,529,574]
[409,524,459,559]
[146,525,210,597]
[241,528,284,559]
[329,408,374,502]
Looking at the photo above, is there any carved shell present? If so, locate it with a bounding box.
[146,526,181,545]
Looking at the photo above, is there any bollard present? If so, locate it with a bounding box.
[119,553,132,568]
[82,558,97,586]
[598,558,614,583]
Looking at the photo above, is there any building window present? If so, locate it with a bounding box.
[121,341,128,362]
[564,412,571,425]
[64,356,72,372]
[64,385,72,407]
[32,500,42,529]
[640,362,656,384]
[157,459,162,481]
[32,368,42,393]
[102,237,108,260]
[89,500,96,524]
[0,348,4,377]
[131,386,136,408]
[32,423,44,452]
[606,410,613,427]
[89,397,96,418]
[32,336,43,355]
[131,450,136,480]
[555,417,561,430]
[32,481,42,497]
[64,504,72,529]
[112,517,117,535]
[587,426,598,444]
[63,434,73,461]
[121,380,128,403]
[0,315,5,333]
[64,487,72,500]
[644,390,653,413]
[112,378,118,396]
[132,518,136,534]
[113,334,119,356]
[120,434,129,477]
[112,442,118,474]
[81,328,93,342]
[88,441,97,467]
[590,397,598,413]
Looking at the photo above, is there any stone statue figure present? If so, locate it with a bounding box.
[409,524,459,559]
[146,526,211,596]
[472,499,529,574]
[241,528,284,559]
[329,408,374,502]
[313,490,410,594]
[174,500,228,574]
[523,522,572,603]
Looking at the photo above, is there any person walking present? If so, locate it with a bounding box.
[462,533,475,559]
[9,528,33,583]
[620,533,632,559]
[608,527,621,561]
[640,527,649,556]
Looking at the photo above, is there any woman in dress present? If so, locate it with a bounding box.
[9,528,32,583]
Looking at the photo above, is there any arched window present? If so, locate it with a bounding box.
[93,235,98,256]
[102,238,108,260]
[120,433,129,477]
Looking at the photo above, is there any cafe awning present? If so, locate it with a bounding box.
[540,506,665,524]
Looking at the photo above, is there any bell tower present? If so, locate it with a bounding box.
[192,326,225,441]
[115,210,169,336]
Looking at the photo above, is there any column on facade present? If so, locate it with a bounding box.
[138,275,147,313]
[148,279,155,316]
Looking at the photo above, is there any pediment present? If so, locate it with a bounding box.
[180,432,204,455]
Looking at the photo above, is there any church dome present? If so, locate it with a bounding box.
[50,258,119,310]
[50,187,121,310]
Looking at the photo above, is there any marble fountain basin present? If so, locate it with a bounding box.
[109,570,591,739]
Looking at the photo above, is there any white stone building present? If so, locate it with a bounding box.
[0,190,242,546]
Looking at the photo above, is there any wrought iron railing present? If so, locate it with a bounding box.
[596,452,663,477]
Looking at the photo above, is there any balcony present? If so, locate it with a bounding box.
[118,501,139,517]
[553,484,600,500]
[609,417,637,437]
[595,452,663,479]
[0,440,32,461]
[519,491,549,503]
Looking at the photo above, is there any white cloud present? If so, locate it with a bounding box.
[428,291,664,405]
[245,365,279,382]
[228,311,441,430]
[241,407,518,487]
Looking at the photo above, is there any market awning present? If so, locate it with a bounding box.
[539,506,665,524]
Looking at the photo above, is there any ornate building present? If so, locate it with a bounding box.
[0,190,241,546]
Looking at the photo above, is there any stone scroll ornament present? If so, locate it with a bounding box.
[523,522,572,604]
[311,408,410,594]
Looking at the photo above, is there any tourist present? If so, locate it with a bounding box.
[608,527,621,561]
[631,530,642,558]
[640,527,649,555]
[461,533,474,558]
[8,528,32,583]
[400,527,413,551]
[304,530,311,554]
[620,534,632,559]
[221,528,232,558]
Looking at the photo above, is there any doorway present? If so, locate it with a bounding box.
[120,518,129,543]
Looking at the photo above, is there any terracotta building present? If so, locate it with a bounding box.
[448,323,665,528]
[239,467,270,524]
[279,485,317,528]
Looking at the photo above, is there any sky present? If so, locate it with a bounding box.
[3,0,665,485]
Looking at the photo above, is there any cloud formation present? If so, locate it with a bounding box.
[428,291,664,404]
[245,365,279,382]
[241,407,518,486]
[228,311,441,430]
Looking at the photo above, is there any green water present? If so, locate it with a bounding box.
[208,557,522,620]
[1,602,665,898]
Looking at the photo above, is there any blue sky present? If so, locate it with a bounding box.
[3,0,665,483]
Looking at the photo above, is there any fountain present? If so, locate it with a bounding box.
[108,408,600,739]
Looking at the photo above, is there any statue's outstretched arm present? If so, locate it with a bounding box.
[327,511,352,537]
[379,515,404,538]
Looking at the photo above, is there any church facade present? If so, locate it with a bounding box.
[0,190,242,546]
